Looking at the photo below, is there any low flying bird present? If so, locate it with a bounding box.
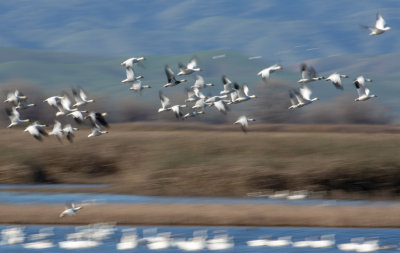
[55,95,78,117]
[4,90,27,104]
[121,57,146,82]
[257,64,283,82]
[5,107,30,128]
[158,91,171,112]
[170,104,187,119]
[234,116,256,133]
[298,63,324,83]
[67,110,87,124]
[43,95,64,108]
[88,124,108,137]
[63,124,78,143]
[230,83,256,104]
[354,79,377,101]
[59,202,83,217]
[362,12,391,35]
[191,75,213,90]
[164,65,187,87]
[220,75,236,95]
[289,85,319,109]
[129,80,151,93]
[85,112,109,128]
[211,98,229,114]
[177,58,202,76]
[325,73,349,90]
[49,120,64,141]
[15,101,36,110]
[354,76,372,86]
[24,122,48,141]
[72,88,95,107]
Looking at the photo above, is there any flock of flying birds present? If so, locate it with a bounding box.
[3,12,391,139]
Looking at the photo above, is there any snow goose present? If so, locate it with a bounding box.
[230,83,256,104]
[185,89,198,103]
[290,85,319,108]
[325,73,349,90]
[60,202,83,217]
[63,124,78,143]
[4,90,27,104]
[158,91,172,112]
[56,95,78,116]
[85,112,109,128]
[234,115,255,133]
[121,57,145,82]
[354,79,377,101]
[211,98,229,114]
[5,107,30,128]
[288,90,301,109]
[129,80,151,93]
[220,75,235,95]
[183,110,205,119]
[205,94,228,104]
[164,65,187,87]
[49,120,63,141]
[192,98,211,110]
[116,228,138,250]
[170,104,187,119]
[298,63,324,83]
[24,122,48,141]
[355,76,372,86]
[67,110,87,124]
[72,88,95,107]
[362,12,391,35]
[191,75,213,90]
[258,64,283,81]
[88,124,108,138]
[177,58,201,76]
[43,95,64,108]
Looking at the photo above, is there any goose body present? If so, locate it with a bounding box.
[230,84,256,104]
[88,124,108,137]
[325,73,349,90]
[170,105,186,119]
[59,203,83,217]
[86,112,109,128]
[234,115,255,133]
[363,12,391,35]
[56,96,78,116]
[43,95,64,108]
[354,79,377,101]
[15,101,36,110]
[4,90,27,104]
[220,75,235,95]
[6,107,30,128]
[212,99,229,114]
[24,122,48,141]
[192,98,211,110]
[191,75,213,90]
[177,58,201,76]
[289,85,319,109]
[129,80,151,92]
[63,124,78,143]
[258,64,283,81]
[72,88,95,107]
[298,63,324,83]
[164,65,187,87]
[67,110,87,124]
[121,57,145,83]
[158,91,172,112]
[49,120,64,141]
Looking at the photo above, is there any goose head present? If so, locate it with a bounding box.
[311,97,319,102]
[384,26,392,31]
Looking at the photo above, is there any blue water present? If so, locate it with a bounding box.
[1,225,400,253]
[0,191,399,206]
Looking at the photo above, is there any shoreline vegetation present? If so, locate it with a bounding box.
[1,203,400,228]
[2,122,400,227]
[1,123,400,200]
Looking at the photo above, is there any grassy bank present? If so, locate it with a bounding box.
[1,122,400,199]
[1,203,400,228]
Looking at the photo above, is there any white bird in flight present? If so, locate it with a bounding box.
[24,122,48,141]
[298,63,324,83]
[325,73,349,90]
[164,65,187,87]
[121,57,146,82]
[234,116,255,133]
[177,58,202,76]
[59,202,83,217]
[362,12,391,35]
[354,79,377,101]
[257,64,283,82]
